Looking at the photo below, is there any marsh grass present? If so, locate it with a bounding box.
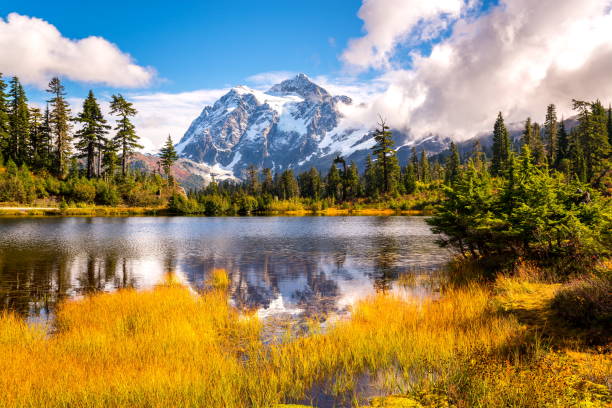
[0,270,609,407]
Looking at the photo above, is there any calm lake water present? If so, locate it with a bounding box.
[0,216,449,321]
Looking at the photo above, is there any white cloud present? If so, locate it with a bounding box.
[341,0,474,71]
[129,89,229,153]
[342,0,612,140]
[0,13,154,88]
[246,71,298,89]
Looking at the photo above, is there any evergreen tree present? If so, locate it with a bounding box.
[410,146,420,181]
[39,105,53,169]
[371,119,396,194]
[110,94,141,176]
[261,168,274,196]
[555,117,569,165]
[244,164,260,195]
[445,141,461,185]
[607,105,612,147]
[74,90,109,178]
[102,138,119,180]
[47,77,72,177]
[572,99,610,182]
[345,161,361,200]
[0,74,9,158]
[159,134,179,180]
[419,150,430,183]
[278,169,299,199]
[403,163,417,194]
[326,163,343,201]
[531,122,546,165]
[364,154,379,197]
[521,117,533,149]
[28,107,43,168]
[491,112,510,176]
[8,76,29,164]
[544,104,558,164]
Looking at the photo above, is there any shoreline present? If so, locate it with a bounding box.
[0,206,431,217]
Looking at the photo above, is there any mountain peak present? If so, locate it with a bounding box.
[267,73,330,101]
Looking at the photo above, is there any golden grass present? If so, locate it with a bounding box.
[0,273,609,407]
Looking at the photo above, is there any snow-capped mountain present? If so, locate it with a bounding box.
[176,74,436,177]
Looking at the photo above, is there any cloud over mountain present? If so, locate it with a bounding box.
[343,0,612,140]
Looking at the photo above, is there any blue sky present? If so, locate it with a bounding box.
[1,0,364,94]
[1,0,610,150]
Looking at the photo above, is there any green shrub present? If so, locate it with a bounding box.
[168,194,201,214]
[71,179,96,203]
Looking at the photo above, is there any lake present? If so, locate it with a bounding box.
[0,216,450,322]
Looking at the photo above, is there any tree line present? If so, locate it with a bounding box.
[0,74,184,207]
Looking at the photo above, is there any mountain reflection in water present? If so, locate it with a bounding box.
[0,216,450,320]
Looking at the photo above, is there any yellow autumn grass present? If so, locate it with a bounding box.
[0,270,609,407]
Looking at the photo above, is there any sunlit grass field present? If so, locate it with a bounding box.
[0,270,609,407]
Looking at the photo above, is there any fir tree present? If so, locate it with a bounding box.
[28,107,43,168]
[110,94,141,176]
[607,105,612,147]
[364,154,379,197]
[544,104,558,164]
[371,119,396,194]
[244,164,260,195]
[345,161,361,200]
[261,168,274,196]
[74,91,109,178]
[419,150,430,183]
[410,146,420,181]
[522,117,533,149]
[326,163,343,201]
[0,74,9,158]
[47,77,72,177]
[531,122,546,165]
[403,163,417,194]
[278,169,299,199]
[572,99,610,182]
[8,76,30,164]
[159,135,179,178]
[491,112,510,176]
[445,141,461,185]
[555,117,569,165]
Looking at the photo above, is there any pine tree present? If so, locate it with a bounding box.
[39,105,53,169]
[572,99,610,182]
[491,112,510,176]
[531,122,546,165]
[607,105,612,147]
[0,74,9,158]
[28,107,43,168]
[403,163,417,194]
[544,104,558,164]
[445,141,461,185]
[410,146,420,181]
[326,163,343,201]
[8,77,30,164]
[110,94,141,176]
[278,169,299,199]
[261,168,274,196]
[364,154,379,197]
[244,164,260,195]
[419,150,430,183]
[47,77,72,177]
[74,90,109,178]
[102,138,119,180]
[521,117,533,150]
[159,135,179,178]
[371,119,396,194]
[555,117,569,165]
[345,161,361,200]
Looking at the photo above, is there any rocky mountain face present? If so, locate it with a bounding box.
[176,74,449,178]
